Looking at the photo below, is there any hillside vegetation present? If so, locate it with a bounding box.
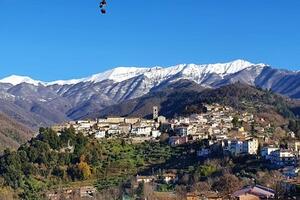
[0,113,33,151]
[0,127,179,199]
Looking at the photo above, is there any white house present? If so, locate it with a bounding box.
[261,146,279,159]
[230,140,244,156]
[269,150,296,167]
[215,134,228,141]
[162,173,177,183]
[178,117,190,124]
[131,126,152,136]
[77,121,95,131]
[107,129,121,135]
[95,131,106,139]
[157,116,166,123]
[151,130,161,138]
[174,126,189,136]
[227,138,259,156]
[124,117,140,124]
[243,138,259,155]
[288,141,300,152]
[136,175,156,183]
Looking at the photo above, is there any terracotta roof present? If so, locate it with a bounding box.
[232,185,275,198]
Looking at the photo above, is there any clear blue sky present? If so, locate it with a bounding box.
[1,0,300,81]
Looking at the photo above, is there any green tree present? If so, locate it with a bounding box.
[232,116,240,127]
[38,128,61,150]
[19,177,45,200]
[197,164,217,177]
[0,149,24,189]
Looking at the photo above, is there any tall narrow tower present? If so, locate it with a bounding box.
[153,106,159,120]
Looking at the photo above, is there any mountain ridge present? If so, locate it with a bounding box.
[0,59,299,131]
[0,59,264,86]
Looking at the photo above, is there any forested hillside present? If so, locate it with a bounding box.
[96,82,300,121]
[0,113,33,151]
[0,127,177,199]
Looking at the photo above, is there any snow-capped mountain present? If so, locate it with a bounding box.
[0,75,45,86]
[0,59,263,86]
[0,59,299,129]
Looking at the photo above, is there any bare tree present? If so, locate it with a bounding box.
[256,170,284,189]
[191,181,212,195]
[213,173,243,199]
[175,185,187,200]
[144,183,155,200]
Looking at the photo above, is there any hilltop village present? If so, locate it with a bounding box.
[45,103,300,200]
[52,104,298,166]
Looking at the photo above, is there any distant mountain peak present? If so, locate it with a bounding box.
[180,59,259,76]
[0,75,44,86]
[86,67,150,83]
